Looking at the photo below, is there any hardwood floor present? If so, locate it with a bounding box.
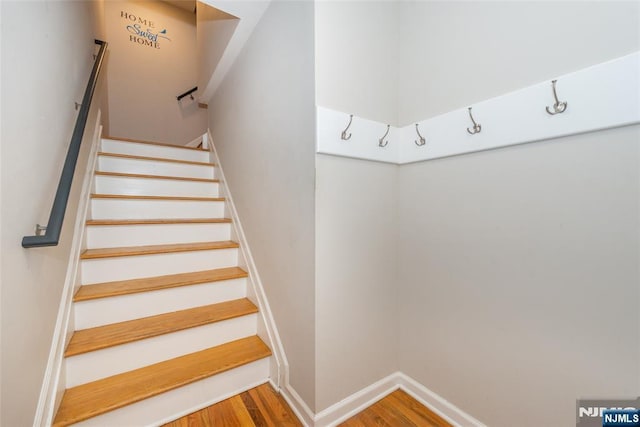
[162,383,302,427]
[163,385,450,427]
[339,389,452,427]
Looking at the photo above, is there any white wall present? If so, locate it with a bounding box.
[315,0,399,125]
[395,2,640,426]
[397,0,640,125]
[315,155,398,412]
[0,1,103,425]
[196,2,238,97]
[206,0,317,411]
[104,0,206,144]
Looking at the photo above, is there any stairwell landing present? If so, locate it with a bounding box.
[52,137,274,426]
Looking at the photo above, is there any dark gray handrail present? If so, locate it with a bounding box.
[22,39,108,248]
[177,86,197,101]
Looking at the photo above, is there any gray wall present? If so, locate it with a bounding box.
[315,0,399,125]
[397,0,640,125]
[398,125,640,426]
[315,155,398,411]
[314,1,402,412]
[0,1,104,425]
[396,1,640,425]
[207,0,317,410]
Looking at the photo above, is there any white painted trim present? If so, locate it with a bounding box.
[396,373,486,427]
[279,371,483,427]
[279,382,315,427]
[33,114,103,427]
[317,51,640,164]
[314,373,399,427]
[205,129,289,389]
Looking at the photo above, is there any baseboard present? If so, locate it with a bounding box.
[281,371,484,427]
[33,114,103,427]
[314,373,399,427]
[279,382,315,427]
[396,372,486,427]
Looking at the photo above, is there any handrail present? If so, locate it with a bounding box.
[22,39,108,248]
[177,86,198,101]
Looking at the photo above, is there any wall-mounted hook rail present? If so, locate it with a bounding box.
[341,114,353,140]
[379,125,390,147]
[466,107,481,135]
[415,124,426,146]
[545,79,567,115]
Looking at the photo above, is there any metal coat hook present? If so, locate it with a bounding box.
[466,107,481,135]
[341,114,353,140]
[378,125,390,147]
[74,102,82,111]
[545,79,567,115]
[415,124,426,146]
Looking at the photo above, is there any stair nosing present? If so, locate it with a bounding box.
[102,136,209,152]
[74,267,248,301]
[98,151,214,166]
[64,298,258,357]
[94,171,219,183]
[80,241,239,260]
[53,336,271,427]
[85,218,232,226]
[90,193,225,202]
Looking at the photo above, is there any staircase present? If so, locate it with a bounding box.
[52,137,272,426]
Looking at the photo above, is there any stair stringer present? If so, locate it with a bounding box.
[33,113,104,427]
[206,129,288,390]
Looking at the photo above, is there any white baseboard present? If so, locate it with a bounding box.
[281,371,484,427]
[279,382,315,427]
[315,373,399,427]
[396,372,486,427]
[33,113,103,427]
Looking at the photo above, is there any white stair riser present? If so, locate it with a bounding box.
[81,249,239,283]
[86,223,231,248]
[94,175,219,198]
[101,139,209,163]
[75,278,247,329]
[66,314,258,387]
[90,199,224,219]
[98,156,214,179]
[72,358,270,427]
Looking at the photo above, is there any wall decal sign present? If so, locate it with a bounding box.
[121,11,171,49]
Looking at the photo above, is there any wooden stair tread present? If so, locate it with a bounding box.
[103,136,209,152]
[65,298,258,356]
[91,193,224,201]
[86,218,232,226]
[75,267,248,301]
[95,171,219,183]
[80,241,239,259]
[53,336,271,427]
[98,151,213,166]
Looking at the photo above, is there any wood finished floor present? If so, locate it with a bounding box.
[163,385,451,427]
[339,389,452,427]
[162,383,301,427]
